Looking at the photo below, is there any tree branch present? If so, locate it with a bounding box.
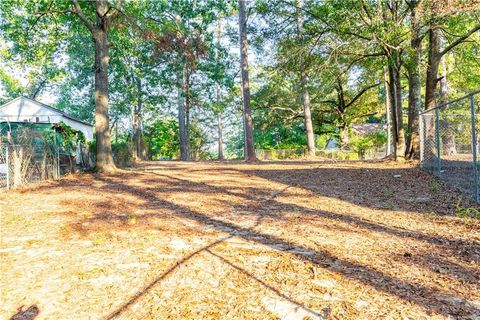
[30,1,69,33]
[105,0,123,24]
[345,82,380,108]
[71,0,95,33]
[438,23,480,57]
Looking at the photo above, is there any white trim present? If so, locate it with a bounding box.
[0,96,93,127]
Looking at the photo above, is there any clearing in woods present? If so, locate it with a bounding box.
[0,161,479,319]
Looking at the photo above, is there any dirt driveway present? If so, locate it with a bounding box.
[1,161,479,319]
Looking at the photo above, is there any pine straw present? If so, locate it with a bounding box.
[0,160,479,320]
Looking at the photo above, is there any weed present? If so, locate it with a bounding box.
[383,189,394,197]
[431,180,440,194]
[382,202,394,210]
[128,214,137,225]
[455,199,480,218]
[92,233,105,246]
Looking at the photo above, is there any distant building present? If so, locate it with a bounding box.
[351,123,386,137]
[0,96,93,140]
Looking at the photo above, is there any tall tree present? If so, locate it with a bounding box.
[178,66,191,161]
[70,0,121,172]
[238,0,256,161]
[405,0,423,159]
[295,0,315,157]
[216,17,225,160]
[424,3,480,111]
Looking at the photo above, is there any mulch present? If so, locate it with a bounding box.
[0,160,479,319]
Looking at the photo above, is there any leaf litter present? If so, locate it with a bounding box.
[0,160,479,319]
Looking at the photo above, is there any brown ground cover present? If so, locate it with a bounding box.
[0,160,479,320]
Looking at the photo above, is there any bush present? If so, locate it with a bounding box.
[112,140,134,167]
[88,138,134,167]
[349,132,387,159]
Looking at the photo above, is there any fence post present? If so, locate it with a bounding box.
[6,145,10,190]
[419,111,424,168]
[470,95,479,202]
[435,108,442,177]
[56,147,60,179]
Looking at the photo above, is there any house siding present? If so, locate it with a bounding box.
[0,97,93,140]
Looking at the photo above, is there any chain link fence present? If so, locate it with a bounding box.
[0,143,59,190]
[254,147,387,161]
[419,90,480,201]
[0,144,60,189]
[225,146,388,161]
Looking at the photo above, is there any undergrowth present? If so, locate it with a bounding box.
[455,199,480,218]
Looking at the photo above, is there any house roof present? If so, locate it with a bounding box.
[0,96,93,127]
[351,123,386,136]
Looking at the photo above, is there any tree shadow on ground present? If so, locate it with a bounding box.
[55,170,480,319]
[238,166,479,214]
[140,170,480,261]
[388,252,479,286]
[15,163,479,318]
[9,305,39,320]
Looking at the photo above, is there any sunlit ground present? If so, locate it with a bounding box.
[1,161,479,319]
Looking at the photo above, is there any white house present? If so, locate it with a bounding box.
[0,96,93,140]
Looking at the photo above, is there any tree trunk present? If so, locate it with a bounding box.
[177,68,190,161]
[405,2,422,160]
[339,121,349,149]
[300,72,316,157]
[215,18,225,161]
[217,112,224,160]
[393,65,405,160]
[387,64,399,159]
[388,58,405,161]
[132,77,143,161]
[184,69,191,161]
[93,29,115,172]
[439,40,457,156]
[296,0,315,157]
[216,83,225,160]
[425,28,441,111]
[383,67,392,157]
[238,0,256,161]
[422,27,442,165]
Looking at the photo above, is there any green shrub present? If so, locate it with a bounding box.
[456,199,480,218]
[349,131,387,159]
[111,140,134,167]
[88,138,134,167]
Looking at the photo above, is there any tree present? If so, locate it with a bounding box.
[0,0,126,171]
[424,3,480,111]
[295,0,315,157]
[238,0,256,161]
[216,17,225,160]
[70,0,122,172]
[404,0,423,159]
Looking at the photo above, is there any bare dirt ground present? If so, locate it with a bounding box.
[1,160,479,320]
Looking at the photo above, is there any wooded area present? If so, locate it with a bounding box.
[1,1,480,319]
[1,161,479,319]
[1,0,479,168]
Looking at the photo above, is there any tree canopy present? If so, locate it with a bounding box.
[0,0,479,163]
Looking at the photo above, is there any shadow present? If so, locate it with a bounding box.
[206,249,329,319]
[139,171,480,261]
[9,305,39,320]
[391,252,480,285]
[103,236,232,320]
[239,166,479,214]
[78,172,480,318]
[10,162,480,318]
[424,158,478,198]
